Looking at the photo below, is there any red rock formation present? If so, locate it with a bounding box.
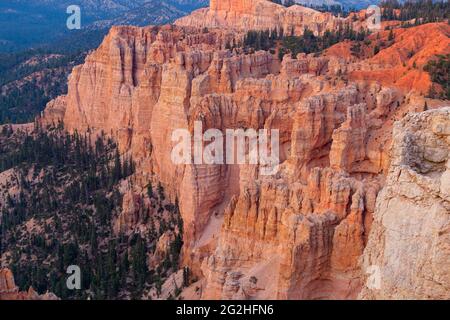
[175,0,345,36]
[40,95,67,127]
[0,268,58,300]
[349,22,450,95]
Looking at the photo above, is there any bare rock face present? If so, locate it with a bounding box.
[150,231,176,268]
[201,167,380,299]
[330,104,368,172]
[175,0,344,36]
[360,108,450,300]
[39,0,449,300]
[198,83,387,299]
[40,95,67,127]
[0,268,58,300]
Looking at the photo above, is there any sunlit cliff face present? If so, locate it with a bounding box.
[18,0,450,300]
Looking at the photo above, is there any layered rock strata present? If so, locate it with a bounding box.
[39,1,450,300]
[360,108,450,300]
[175,0,345,36]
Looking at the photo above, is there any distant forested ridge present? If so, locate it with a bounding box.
[381,0,449,23]
[0,0,207,125]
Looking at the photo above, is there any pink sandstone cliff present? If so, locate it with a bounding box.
[360,108,450,300]
[175,0,344,36]
[39,0,450,299]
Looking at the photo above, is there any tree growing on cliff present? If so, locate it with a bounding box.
[424,54,450,99]
[147,182,154,199]
[158,182,165,201]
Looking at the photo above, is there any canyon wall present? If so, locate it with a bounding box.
[40,0,450,299]
[360,108,450,300]
[175,0,344,36]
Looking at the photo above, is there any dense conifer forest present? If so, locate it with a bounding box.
[0,124,185,299]
[424,54,450,100]
[240,25,368,59]
[381,0,449,24]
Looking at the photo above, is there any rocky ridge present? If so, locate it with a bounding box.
[360,108,450,300]
[175,0,345,35]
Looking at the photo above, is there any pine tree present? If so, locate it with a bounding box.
[158,182,165,201]
[388,29,394,41]
[147,182,154,199]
